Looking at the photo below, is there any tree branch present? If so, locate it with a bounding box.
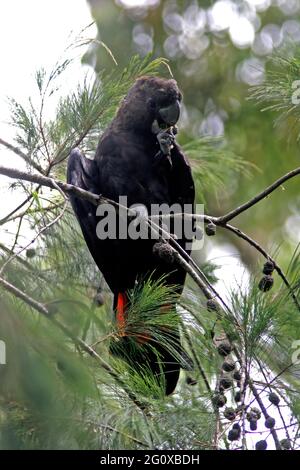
[151,167,299,226]
[0,165,100,205]
[1,163,298,314]
[217,167,300,224]
[0,137,44,174]
[0,165,225,312]
[149,164,300,312]
[2,161,297,448]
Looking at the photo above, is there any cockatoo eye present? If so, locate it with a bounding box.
[147,97,156,110]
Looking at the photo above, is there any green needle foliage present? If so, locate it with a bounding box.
[0,40,300,451]
[249,45,300,142]
[182,136,256,204]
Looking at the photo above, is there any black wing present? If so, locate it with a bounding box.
[67,148,103,275]
[67,147,143,293]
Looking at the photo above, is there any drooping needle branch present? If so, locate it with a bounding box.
[150,167,300,311]
[0,166,216,305]
[0,163,299,314]
[1,162,296,449]
[150,166,300,228]
[0,165,227,311]
[0,193,34,226]
[1,163,299,312]
[0,275,147,412]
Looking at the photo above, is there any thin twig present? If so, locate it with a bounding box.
[217,167,300,224]
[0,194,34,226]
[0,181,67,276]
[0,137,44,173]
[180,321,212,395]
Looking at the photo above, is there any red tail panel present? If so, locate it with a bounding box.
[116,292,127,336]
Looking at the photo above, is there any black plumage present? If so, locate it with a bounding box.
[67,76,195,394]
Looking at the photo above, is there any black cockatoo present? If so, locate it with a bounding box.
[67,76,195,394]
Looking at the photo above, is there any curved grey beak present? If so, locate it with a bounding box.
[158,99,180,126]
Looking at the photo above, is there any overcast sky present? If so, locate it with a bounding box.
[0,0,96,221]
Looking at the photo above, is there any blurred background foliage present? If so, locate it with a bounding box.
[0,0,300,451]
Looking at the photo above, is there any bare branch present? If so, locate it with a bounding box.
[0,164,100,205]
[0,165,225,307]
[217,167,300,224]
[149,164,300,312]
